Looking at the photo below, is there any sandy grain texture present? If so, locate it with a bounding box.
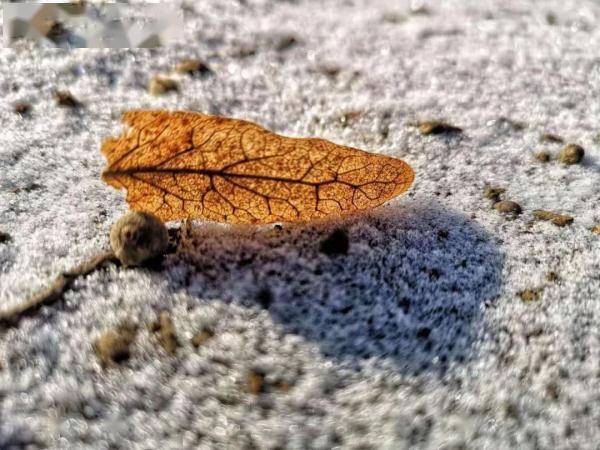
[1,0,599,448]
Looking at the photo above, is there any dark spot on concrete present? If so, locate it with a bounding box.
[274,34,299,51]
[418,120,463,135]
[148,311,179,354]
[381,11,406,24]
[231,42,257,58]
[93,321,138,366]
[546,272,559,282]
[421,267,441,280]
[320,228,349,255]
[246,369,266,395]
[411,4,431,15]
[504,401,520,419]
[316,63,341,78]
[238,253,255,266]
[166,227,181,254]
[417,327,431,339]
[416,327,431,339]
[546,382,560,400]
[339,305,353,315]
[437,229,449,240]
[256,287,273,309]
[496,117,526,131]
[398,297,411,314]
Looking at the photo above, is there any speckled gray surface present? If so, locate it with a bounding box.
[1,0,599,448]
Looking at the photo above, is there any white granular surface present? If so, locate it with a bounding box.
[1,1,599,448]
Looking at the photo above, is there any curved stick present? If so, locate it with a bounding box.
[0,251,118,325]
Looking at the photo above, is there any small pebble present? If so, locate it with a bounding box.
[532,210,574,227]
[539,133,563,144]
[494,116,526,131]
[339,111,361,127]
[558,144,584,165]
[418,120,462,135]
[149,76,179,96]
[484,186,505,202]
[0,231,10,243]
[46,20,67,43]
[503,401,520,419]
[381,12,406,24]
[494,200,522,216]
[93,321,138,366]
[546,272,559,282]
[166,227,182,254]
[591,225,600,235]
[519,288,543,302]
[545,382,560,401]
[411,4,431,15]
[320,228,349,255]
[246,369,265,395]
[149,311,179,355]
[230,42,257,58]
[552,215,574,227]
[174,58,211,76]
[275,380,293,392]
[316,63,341,78]
[54,90,81,108]
[274,34,299,51]
[191,328,215,348]
[534,151,551,162]
[506,118,526,131]
[14,102,31,115]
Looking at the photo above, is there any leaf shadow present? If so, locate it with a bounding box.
[167,203,504,375]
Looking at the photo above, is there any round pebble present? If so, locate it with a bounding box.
[558,144,584,165]
[494,200,522,216]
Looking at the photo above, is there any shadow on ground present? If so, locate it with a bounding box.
[168,203,503,375]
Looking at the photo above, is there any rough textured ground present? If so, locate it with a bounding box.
[1,0,599,448]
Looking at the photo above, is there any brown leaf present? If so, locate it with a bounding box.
[101,110,414,224]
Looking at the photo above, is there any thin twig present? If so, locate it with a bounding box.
[0,251,118,326]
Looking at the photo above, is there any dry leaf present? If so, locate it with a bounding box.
[101,110,414,224]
